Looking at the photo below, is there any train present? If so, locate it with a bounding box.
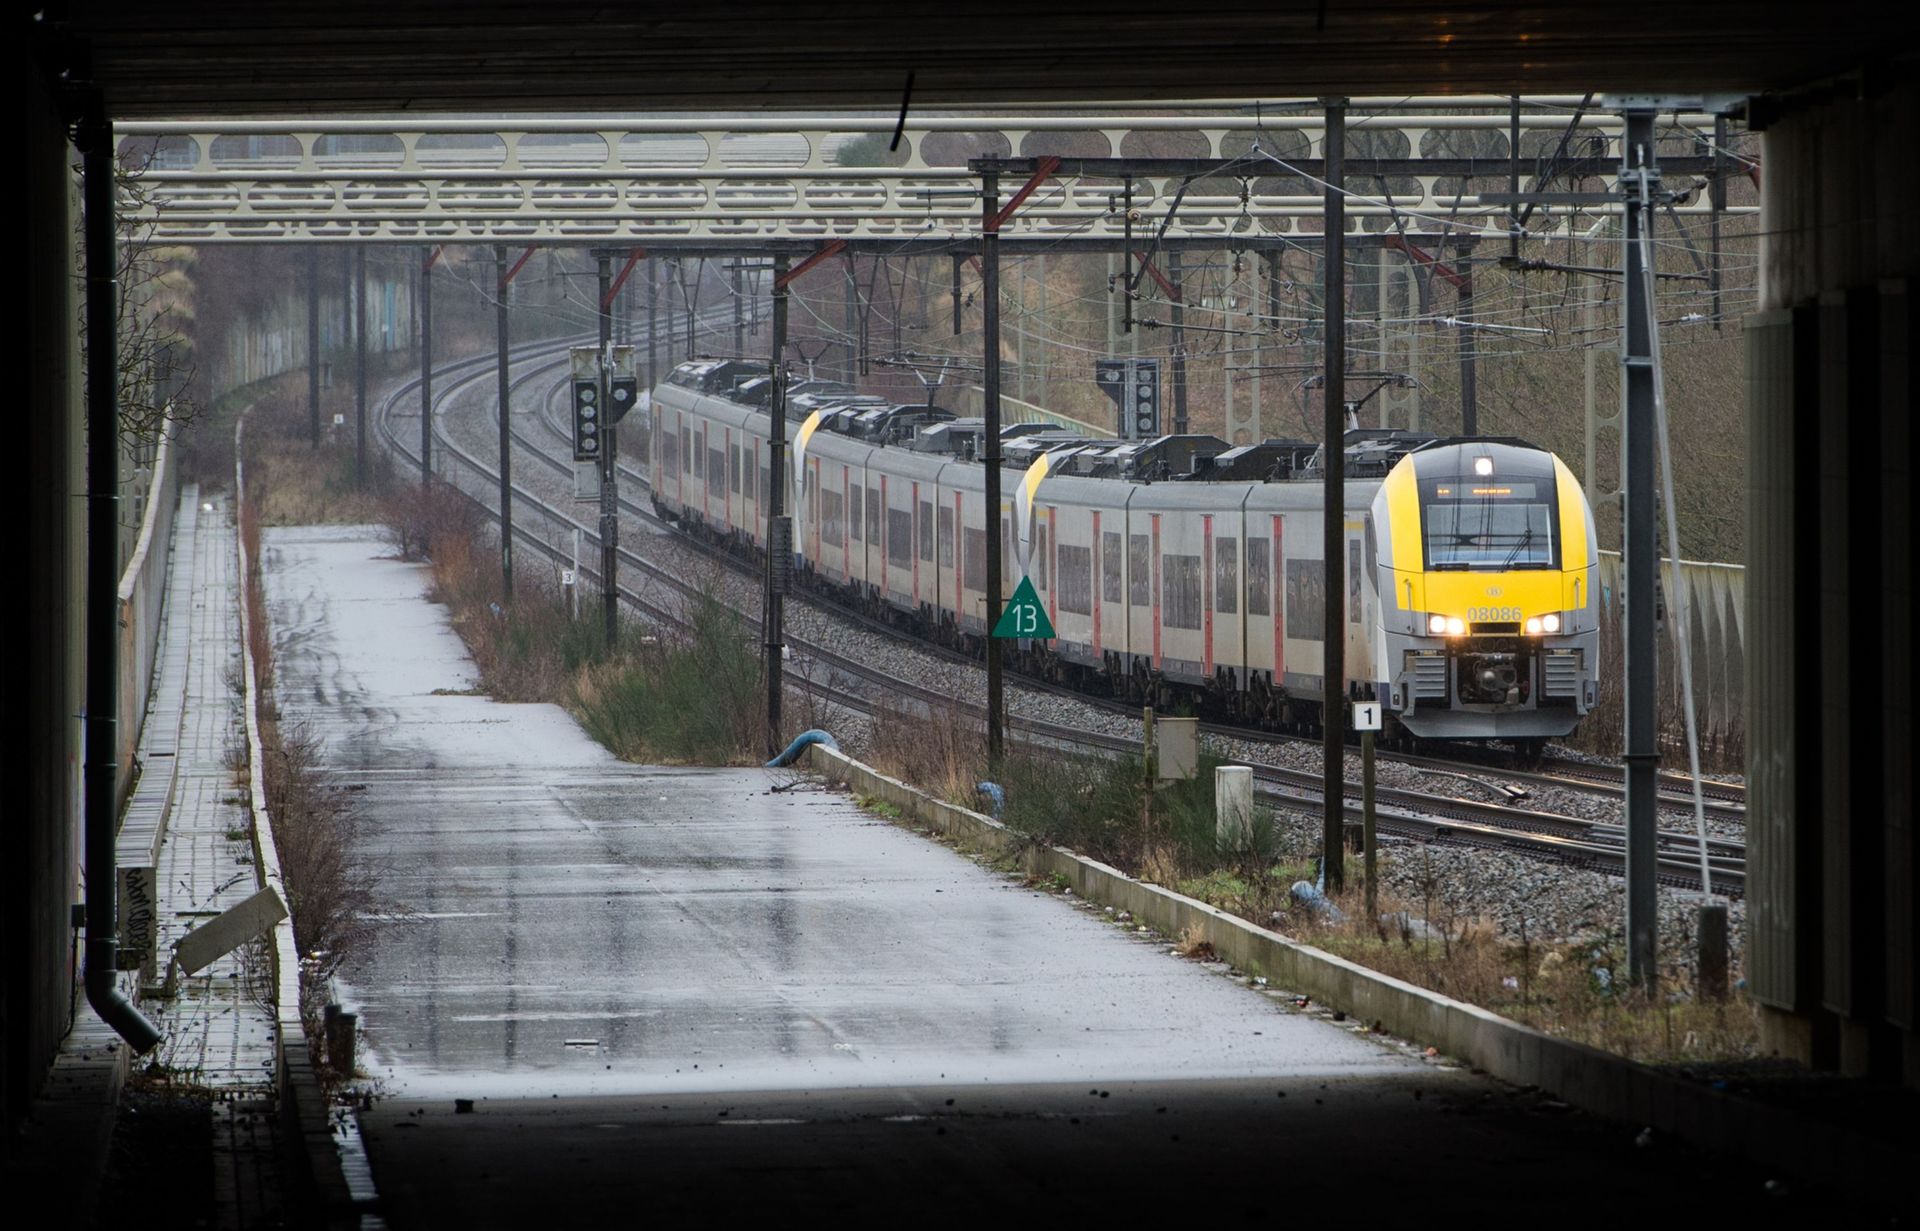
[646,359,1601,749]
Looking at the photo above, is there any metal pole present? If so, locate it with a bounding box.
[765,254,791,756]
[419,247,433,485]
[1321,98,1348,893]
[1508,96,1522,263]
[1169,250,1189,434]
[77,104,164,1054]
[982,172,1006,764]
[844,253,859,382]
[355,245,367,486]
[308,247,321,448]
[1122,178,1134,335]
[1363,729,1377,919]
[1709,114,1726,330]
[732,259,744,356]
[1620,107,1661,990]
[597,254,619,648]
[647,258,659,390]
[951,254,962,336]
[495,245,513,602]
[1458,240,1478,436]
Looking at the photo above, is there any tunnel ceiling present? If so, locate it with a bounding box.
[49,2,1906,117]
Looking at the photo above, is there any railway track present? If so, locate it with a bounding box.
[365,334,1744,894]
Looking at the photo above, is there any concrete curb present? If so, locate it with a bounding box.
[807,744,1903,1192]
[235,413,362,1230]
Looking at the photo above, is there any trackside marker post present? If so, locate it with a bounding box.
[1354,701,1381,916]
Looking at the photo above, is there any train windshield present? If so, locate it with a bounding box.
[1420,477,1558,569]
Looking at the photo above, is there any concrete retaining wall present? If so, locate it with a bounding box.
[807,743,1903,1190]
[235,412,358,1229]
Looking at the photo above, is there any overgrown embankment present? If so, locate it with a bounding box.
[235,411,381,1091]
[862,697,1757,1065]
[382,482,764,765]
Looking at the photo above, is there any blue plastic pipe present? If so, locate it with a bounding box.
[766,729,839,768]
[975,782,1005,817]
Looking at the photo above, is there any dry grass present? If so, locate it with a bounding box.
[1289,878,1760,1064]
[381,482,765,765]
[240,387,394,525]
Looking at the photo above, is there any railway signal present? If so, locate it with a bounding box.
[1095,357,1161,438]
[570,372,601,461]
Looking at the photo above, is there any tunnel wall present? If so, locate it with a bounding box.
[1747,73,1915,1085]
[10,64,88,1124]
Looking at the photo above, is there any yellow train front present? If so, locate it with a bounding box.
[1369,438,1600,742]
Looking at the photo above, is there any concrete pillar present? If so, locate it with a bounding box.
[1746,77,1916,1086]
[1216,766,1255,853]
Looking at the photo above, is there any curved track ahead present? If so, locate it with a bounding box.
[367,334,1744,895]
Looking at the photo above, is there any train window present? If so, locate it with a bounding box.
[1163,554,1202,630]
[682,430,692,475]
[1284,560,1325,639]
[1102,532,1123,604]
[1057,544,1093,615]
[850,484,863,539]
[963,527,986,590]
[821,490,845,547]
[867,489,881,548]
[919,501,934,561]
[939,507,954,567]
[661,429,677,475]
[1349,538,1362,624]
[1035,525,1048,589]
[759,466,770,501]
[692,434,704,477]
[888,509,912,567]
[708,447,726,498]
[1129,535,1151,606]
[1216,546,1238,614]
[729,445,741,494]
[1002,517,1015,588]
[1420,476,1557,569]
[1245,537,1271,616]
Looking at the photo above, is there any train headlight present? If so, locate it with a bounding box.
[1427,614,1448,635]
[1524,616,1543,634]
[1542,612,1562,633]
[1445,616,1467,636]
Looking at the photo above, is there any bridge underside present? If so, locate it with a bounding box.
[14,6,1916,1134]
[44,2,1900,114]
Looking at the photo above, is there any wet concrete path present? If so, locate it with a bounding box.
[261,525,1840,1222]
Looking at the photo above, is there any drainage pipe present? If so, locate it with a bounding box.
[78,105,163,1054]
[766,729,839,768]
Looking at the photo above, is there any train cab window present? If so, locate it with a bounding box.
[1420,476,1558,569]
[919,501,934,562]
[1102,531,1123,604]
[1245,537,1271,616]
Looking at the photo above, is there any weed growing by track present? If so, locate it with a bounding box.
[382,481,763,765]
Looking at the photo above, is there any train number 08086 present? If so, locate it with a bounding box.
[1466,606,1522,622]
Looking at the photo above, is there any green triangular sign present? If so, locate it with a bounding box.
[992,575,1055,640]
